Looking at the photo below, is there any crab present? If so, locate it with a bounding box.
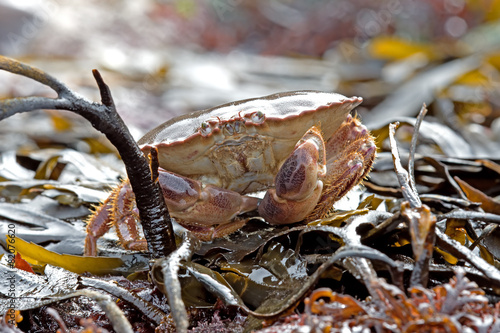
[84,91,376,256]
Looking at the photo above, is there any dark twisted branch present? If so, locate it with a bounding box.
[0,55,176,258]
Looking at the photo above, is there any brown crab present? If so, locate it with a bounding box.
[84,91,376,256]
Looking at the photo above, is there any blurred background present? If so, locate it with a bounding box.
[0,0,499,184]
[0,0,498,131]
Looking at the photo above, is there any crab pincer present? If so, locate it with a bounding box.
[258,127,326,224]
[259,115,376,225]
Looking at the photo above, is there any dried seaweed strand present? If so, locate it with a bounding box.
[36,290,134,333]
[156,233,200,333]
[435,228,500,286]
[408,104,427,196]
[437,210,500,224]
[388,122,421,207]
[79,277,166,325]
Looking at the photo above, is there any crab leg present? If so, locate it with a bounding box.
[308,115,376,221]
[258,127,327,225]
[84,195,114,256]
[84,181,146,256]
[111,182,146,251]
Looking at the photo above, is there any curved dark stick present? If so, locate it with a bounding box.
[0,55,176,258]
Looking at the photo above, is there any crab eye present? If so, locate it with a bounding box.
[251,111,265,124]
[200,122,212,136]
[223,123,234,135]
[233,120,243,133]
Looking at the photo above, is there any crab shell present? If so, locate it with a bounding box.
[138,91,363,194]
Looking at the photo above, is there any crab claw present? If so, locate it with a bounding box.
[258,127,326,225]
[157,168,260,240]
[84,169,260,255]
[258,116,376,225]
